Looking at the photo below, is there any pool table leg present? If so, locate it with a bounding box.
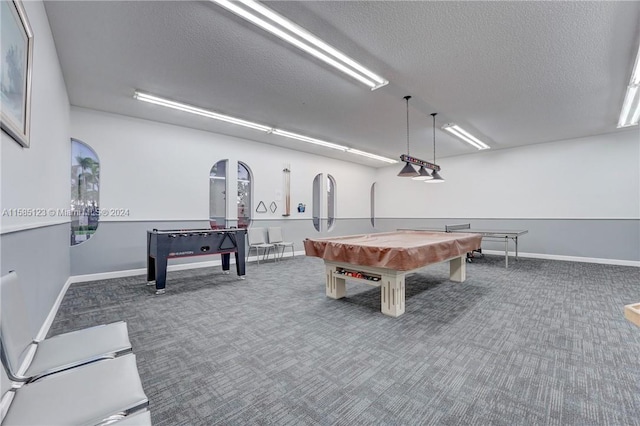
[449,256,466,282]
[326,265,346,299]
[381,273,405,317]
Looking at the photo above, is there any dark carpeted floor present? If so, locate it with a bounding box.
[49,255,640,425]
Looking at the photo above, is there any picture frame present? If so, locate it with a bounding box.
[1,0,33,148]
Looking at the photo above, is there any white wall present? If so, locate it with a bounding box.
[374,130,639,263]
[69,107,376,222]
[375,130,639,219]
[70,107,639,269]
[68,108,379,275]
[1,1,71,336]
[1,1,70,232]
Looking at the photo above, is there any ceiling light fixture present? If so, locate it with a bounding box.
[346,149,398,164]
[426,113,444,183]
[134,91,272,132]
[442,124,490,150]
[618,43,640,128]
[397,96,442,178]
[134,90,397,163]
[271,129,347,151]
[412,165,433,180]
[210,0,388,90]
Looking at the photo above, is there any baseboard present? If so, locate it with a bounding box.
[482,250,639,267]
[68,249,638,285]
[69,249,308,284]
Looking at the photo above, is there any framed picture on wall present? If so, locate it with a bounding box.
[1,0,33,148]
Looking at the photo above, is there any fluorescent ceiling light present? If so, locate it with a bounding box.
[134,90,397,163]
[630,43,640,86]
[134,91,272,132]
[618,43,640,128]
[346,149,397,164]
[210,0,388,90]
[442,124,490,150]
[271,129,347,151]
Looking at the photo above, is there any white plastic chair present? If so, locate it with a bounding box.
[246,228,275,264]
[0,271,132,383]
[268,227,295,259]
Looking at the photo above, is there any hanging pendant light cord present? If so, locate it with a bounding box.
[405,96,411,155]
[431,113,437,163]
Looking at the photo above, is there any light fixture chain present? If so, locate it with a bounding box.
[405,96,411,155]
[432,113,437,163]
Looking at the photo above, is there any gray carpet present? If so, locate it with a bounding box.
[49,255,640,425]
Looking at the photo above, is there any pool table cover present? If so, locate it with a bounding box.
[303,230,482,271]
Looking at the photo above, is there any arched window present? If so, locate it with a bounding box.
[327,174,336,231]
[70,139,100,246]
[210,160,252,229]
[370,182,376,228]
[312,173,337,232]
[237,162,252,228]
[209,160,227,229]
[312,174,322,232]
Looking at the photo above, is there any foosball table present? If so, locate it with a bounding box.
[147,228,247,294]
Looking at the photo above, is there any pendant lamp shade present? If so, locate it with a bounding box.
[412,166,432,180]
[429,169,445,182]
[398,162,418,177]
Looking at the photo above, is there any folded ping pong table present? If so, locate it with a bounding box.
[445,223,528,268]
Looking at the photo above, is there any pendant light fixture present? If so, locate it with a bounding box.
[398,96,420,177]
[426,113,445,183]
[412,165,433,181]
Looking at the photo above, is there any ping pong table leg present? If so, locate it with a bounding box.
[505,237,509,268]
[515,237,519,261]
[449,256,466,282]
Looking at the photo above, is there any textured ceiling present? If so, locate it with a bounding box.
[44,1,640,167]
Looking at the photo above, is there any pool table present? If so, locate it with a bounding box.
[303,230,482,317]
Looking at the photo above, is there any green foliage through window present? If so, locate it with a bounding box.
[70,139,100,246]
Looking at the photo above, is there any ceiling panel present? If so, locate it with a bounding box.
[44,1,640,167]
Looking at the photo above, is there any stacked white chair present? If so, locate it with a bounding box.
[246,228,275,264]
[268,227,295,259]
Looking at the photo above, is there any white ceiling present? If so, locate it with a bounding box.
[44,1,640,167]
